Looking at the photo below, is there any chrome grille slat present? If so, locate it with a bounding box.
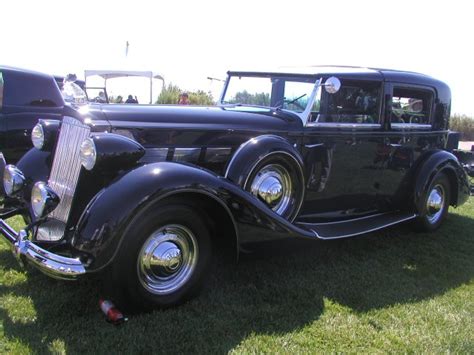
[47,116,90,234]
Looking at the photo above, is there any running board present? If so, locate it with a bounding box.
[295,212,417,240]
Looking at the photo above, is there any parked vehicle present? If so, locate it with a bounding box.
[0,66,66,162]
[0,66,471,311]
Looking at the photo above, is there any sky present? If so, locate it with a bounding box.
[1,0,472,115]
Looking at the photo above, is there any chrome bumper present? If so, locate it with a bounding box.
[0,219,86,280]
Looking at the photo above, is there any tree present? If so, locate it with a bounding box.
[156,83,214,105]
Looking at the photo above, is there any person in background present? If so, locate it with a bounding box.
[97,91,107,103]
[125,94,138,104]
[178,92,190,105]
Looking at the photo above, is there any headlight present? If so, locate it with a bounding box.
[80,138,97,170]
[31,120,60,151]
[31,123,45,149]
[3,165,25,196]
[31,182,59,218]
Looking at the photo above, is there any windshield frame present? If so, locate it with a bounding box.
[218,73,321,125]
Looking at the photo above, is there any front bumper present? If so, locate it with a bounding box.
[0,217,86,280]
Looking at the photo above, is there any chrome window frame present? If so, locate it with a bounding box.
[0,71,4,110]
[390,84,435,129]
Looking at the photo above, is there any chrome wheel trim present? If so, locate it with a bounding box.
[137,224,198,295]
[426,184,445,224]
[250,164,293,216]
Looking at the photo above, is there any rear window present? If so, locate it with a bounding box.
[391,87,433,125]
[0,72,4,109]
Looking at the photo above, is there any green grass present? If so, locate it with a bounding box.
[1,200,473,353]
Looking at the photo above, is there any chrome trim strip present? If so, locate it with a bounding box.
[310,214,416,240]
[391,123,432,130]
[304,143,324,149]
[297,212,389,225]
[0,221,86,280]
[306,122,382,129]
[47,116,90,237]
[143,147,233,163]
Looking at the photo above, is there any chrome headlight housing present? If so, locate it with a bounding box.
[31,123,45,149]
[31,182,59,218]
[31,119,60,151]
[3,165,25,196]
[79,138,97,170]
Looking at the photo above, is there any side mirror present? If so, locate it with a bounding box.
[323,76,341,94]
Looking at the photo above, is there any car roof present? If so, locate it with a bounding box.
[0,65,55,80]
[227,65,449,90]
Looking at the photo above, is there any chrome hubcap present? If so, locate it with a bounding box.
[137,224,198,295]
[250,164,293,216]
[426,184,445,224]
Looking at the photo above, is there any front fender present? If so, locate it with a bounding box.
[72,162,314,272]
[15,148,52,202]
[414,150,470,211]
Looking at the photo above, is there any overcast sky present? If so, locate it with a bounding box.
[1,0,472,114]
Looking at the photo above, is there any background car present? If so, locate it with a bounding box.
[0,66,66,162]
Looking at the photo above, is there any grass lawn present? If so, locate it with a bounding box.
[0,199,473,353]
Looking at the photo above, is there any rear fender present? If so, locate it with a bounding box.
[414,150,470,211]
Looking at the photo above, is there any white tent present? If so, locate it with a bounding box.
[84,70,165,104]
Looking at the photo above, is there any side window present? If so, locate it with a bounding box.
[0,72,3,109]
[391,87,433,125]
[314,80,381,124]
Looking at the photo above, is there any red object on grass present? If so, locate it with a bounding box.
[99,299,128,325]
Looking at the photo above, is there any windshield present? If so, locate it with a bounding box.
[221,75,318,115]
[62,81,88,105]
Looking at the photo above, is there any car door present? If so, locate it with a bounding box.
[377,83,440,208]
[300,78,386,219]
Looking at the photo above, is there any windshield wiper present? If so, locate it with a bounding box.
[273,93,307,110]
[285,93,307,106]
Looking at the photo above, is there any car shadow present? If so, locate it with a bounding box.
[0,213,473,353]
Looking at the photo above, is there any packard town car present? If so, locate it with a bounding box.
[0,66,471,310]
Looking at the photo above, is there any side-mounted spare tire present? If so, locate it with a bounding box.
[225,135,305,222]
[244,152,304,221]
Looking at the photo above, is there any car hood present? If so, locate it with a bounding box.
[81,104,301,132]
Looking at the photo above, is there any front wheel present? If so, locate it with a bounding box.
[414,172,451,231]
[108,204,211,311]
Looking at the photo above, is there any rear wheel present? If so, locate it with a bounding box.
[414,172,451,231]
[109,204,211,311]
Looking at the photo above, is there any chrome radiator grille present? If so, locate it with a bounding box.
[48,116,90,226]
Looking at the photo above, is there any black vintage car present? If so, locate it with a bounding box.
[0,66,471,310]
